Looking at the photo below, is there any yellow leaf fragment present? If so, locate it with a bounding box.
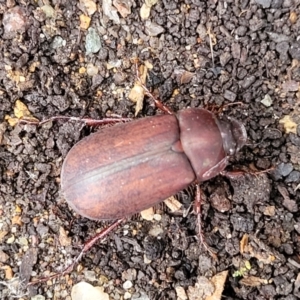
[289,11,297,24]
[6,100,39,126]
[15,205,22,214]
[14,100,33,119]
[5,115,19,127]
[79,14,91,30]
[79,66,86,74]
[279,115,297,134]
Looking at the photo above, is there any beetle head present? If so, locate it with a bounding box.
[216,116,247,156]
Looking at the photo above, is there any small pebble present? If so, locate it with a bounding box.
[71,282,109,300]
[123,280,133,290]
[51,36,66,49]
[289,42,300,60]
[85,27,102,54]
[0,250,9,263]
[145,20,164,36]
[87,64,99,76]
[31,295,46,300]
[224,90,237,102]
[261,94,273,107]
[255,0,271,7]
[3,6,27,36]
[285,171,300,183]
[275,163,293,178]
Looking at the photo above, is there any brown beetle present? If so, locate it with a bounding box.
[25,69,248,285]
[61,108,247,220]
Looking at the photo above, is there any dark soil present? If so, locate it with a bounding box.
[1,0,300,299]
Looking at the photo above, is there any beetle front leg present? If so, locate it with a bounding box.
[220,166,274,180]
[195,184,218,260]
[135,62,174,115]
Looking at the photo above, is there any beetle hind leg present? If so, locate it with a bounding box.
[195,184,218,260]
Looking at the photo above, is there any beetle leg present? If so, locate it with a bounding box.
[19,116,131,127]
[135,62,174,115]
[220,166,274,180]
[195,184,218,260]
[27,218,125,286]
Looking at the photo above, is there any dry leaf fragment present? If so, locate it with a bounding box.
[6,100,39,126]
[0,250,9,263]
[187,276,214,300]
[79,0,97,16]
[14,100,31,119]
[279,115,297,134]
[263,205,276,216]
[174,69,194,85]
[71,281,109,300]
[278,185,298,212]
[58,226,72,247]
[207,27,217,45]
[2,265,13,280]
[140,0,158,20]
[12,215,23,226]
[145,0,158,5]
[245,243,276,264]
[128,65,148,115]
[128,84,145,116]
[113,0,131,18]
[206,270,228,300]
[282,80,299,92]
[240,234,249,254]
[128,84,144,103]
[164,196,182,212]
[140,207,155,221]
[240,276,268,287]
[0,231,9,242]
[175,286,188,300]
[102,0,120,24]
